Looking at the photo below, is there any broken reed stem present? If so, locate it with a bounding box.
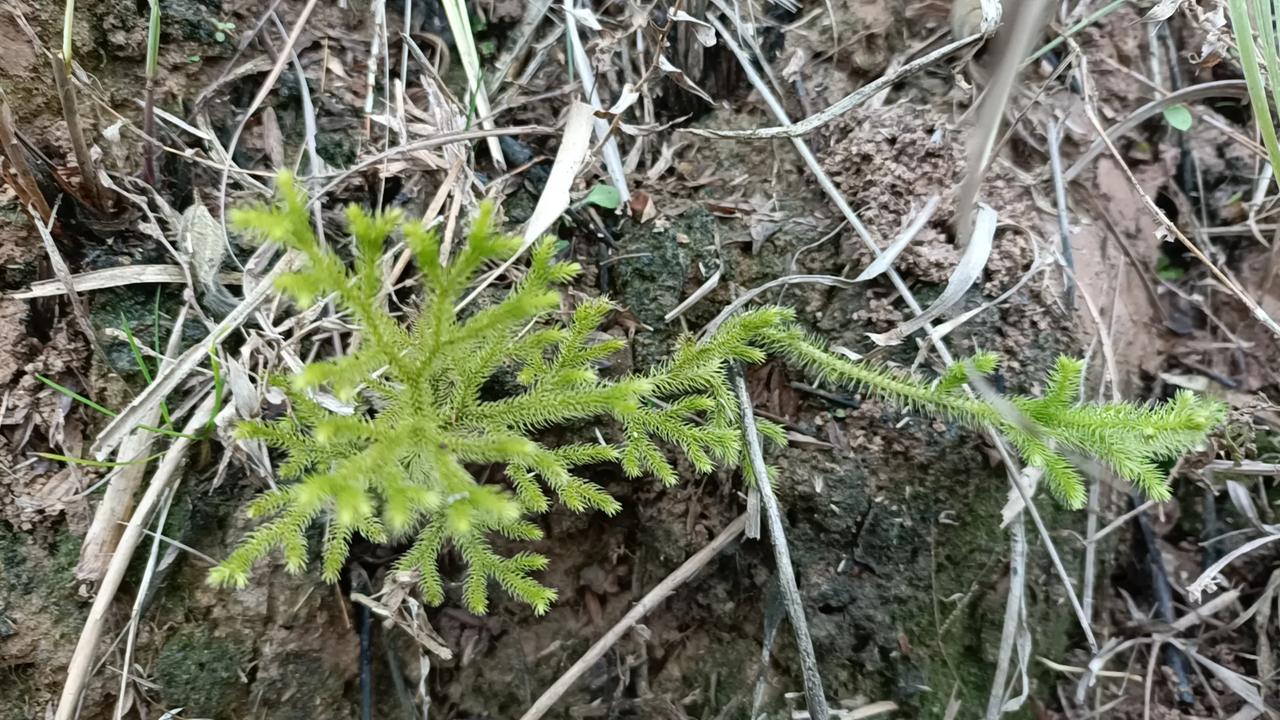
[0,92,53,221]
[984,515,1027,719]
[76,307,186,583]
[51,52,106,210]
[519,513,749,720]
[55,394,216,720]
[732,369,830,720]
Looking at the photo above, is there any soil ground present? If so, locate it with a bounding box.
[1,1,1279,719]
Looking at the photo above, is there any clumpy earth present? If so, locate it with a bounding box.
[1,0,1269,718]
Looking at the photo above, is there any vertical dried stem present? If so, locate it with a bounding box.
[51,52,106,209]
[0,92,52,221]
[732,369,830,720]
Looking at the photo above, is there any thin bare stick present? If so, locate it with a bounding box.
[51,53,106,209]
[112,482,178,720]
[310,125,547,201]
[1046,120,1075,309]
[985,516,1028,719]
[1063,80,1248,182]
[732,370,829,720]
[1076,63,1280,338]
[217,0,319,239]
[55,394,217,720]
[28,202,109,365]
[682,32,982,139]
[1087,499,1157,545]
[519,513,749,720]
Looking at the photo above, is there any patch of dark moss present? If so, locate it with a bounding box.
[155,628,251,715]
[611,208,726,368]
[0,664,43,720]
[0,525,84,619]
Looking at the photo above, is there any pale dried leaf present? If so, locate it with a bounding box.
[605,83,641,115]
[569,5,602,30]
[854,196,941,282]
[670,10,716,46]
[524,102,595,243]
[658,55,717,106]
[12,266,243,299]
[868,204,996,345]
[1227,480,1280,533]
[1177,642,1272,713]
[1142,0,1184,22]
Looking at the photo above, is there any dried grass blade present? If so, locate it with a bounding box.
[955,0,1051,248]
[868,204,996,346]
[455,102,594,312]
[440,0,506,169]
[562,0,629,202]
[855,196,941,282]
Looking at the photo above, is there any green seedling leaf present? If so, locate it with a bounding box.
[584,184,621,210]
[208,348,224,432]
[37,375,117,417]
[121,317,173,427]
[1162,104,1193,132]
[1156,255,1185,281]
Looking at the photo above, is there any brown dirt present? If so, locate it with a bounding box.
[1,1,1277,719]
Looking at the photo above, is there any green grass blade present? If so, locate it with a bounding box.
[1229,0,1280,184]
[208,348,224,432]
[36,374,117,417]
[145,0,160,78]
[121,317,173,427]
[61,0,75,70]
[1251,0,1280,126]
[37,451,165,468]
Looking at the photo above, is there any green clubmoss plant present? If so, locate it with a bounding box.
[208,175,787,614]
[210,175,1226,615]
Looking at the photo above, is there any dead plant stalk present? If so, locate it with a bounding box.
[55,394,217,720]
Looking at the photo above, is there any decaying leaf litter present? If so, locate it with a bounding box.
[1,0,1279,718]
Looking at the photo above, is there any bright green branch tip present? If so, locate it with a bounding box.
[210,174,1225,615]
